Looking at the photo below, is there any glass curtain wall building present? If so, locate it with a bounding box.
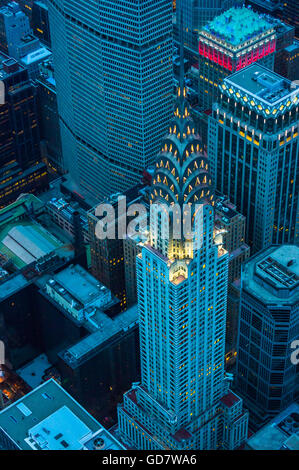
[48,0,173,205]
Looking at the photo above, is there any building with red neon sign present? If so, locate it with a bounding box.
[198,7,276,111]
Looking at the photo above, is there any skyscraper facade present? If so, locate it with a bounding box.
[0,53,48,207]
[32,0,51,48]
[48,0,173,205]
[236,245,299,429]
[117,70,248,450]
[282,0,299,38]
[208,64,299,252]
[198,7,276,111]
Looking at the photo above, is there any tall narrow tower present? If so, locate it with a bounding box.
[117,24,248,450]
[48,0,173,205]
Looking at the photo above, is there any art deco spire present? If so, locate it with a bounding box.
[150,7,214,209]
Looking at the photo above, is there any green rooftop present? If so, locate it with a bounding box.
[204,7,273,46]
[0,195,62,269]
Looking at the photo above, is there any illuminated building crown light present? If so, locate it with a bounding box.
[150,101,213,208]
[150,11,213,209]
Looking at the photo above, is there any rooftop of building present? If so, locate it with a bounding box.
[16,353,52,389]
[59,303,138,367]
[214,194,242,222]
[0,273,29,301]
[260,13,294,36]
[247,403,299,450]
[0,379,124,450]
[248,0,282,14]
[0,53,25,80]
[20,46,51,66]
[0,212,62,270]
[220,391,241,408]
[202,7,273,46]
[36,269,119,334]
[223,63,299,117]
[46,197,88,227]
[0,194,73,269]
[0,194,44,224]
[284,40,299,52]
[0,2,22,16]
[48,264,110,308]
[88,182,146,219]
[0,195,75,300]
[243,244,299,304]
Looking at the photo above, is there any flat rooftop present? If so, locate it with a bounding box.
[243,245,299,303]
[17,354,52,389]
[0,273,28,301]
[0,379,124,450]
[247,403,299,450]
[203,7,273,46]
[215,198,239,222]
[50,264,110,307]
[0,195,58,269]
[20,47,52,66]
[224,64,299,116]
[285,41,299,53]
[60,303,138,367]
[0,221,62,269]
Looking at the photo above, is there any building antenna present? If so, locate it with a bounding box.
[179,5,185,97]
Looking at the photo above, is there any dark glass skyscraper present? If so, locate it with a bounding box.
[236,245,299,429]
[0,54,48,207]
[209,64,299,252]
[48,0,173,205]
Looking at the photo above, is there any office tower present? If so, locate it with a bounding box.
[246,0,283,16]
[214,196,250,368]
[88,185,146,310]
[0,53,39,166]
[248,0,299,38]
[281,0,299,38]
[246,404,299,450]
[0,2,51,79]
[123,232,146,308]
[32,0,51,48]
[209,64,299,252]
[215,196,250,284]
[13,0,34,20]
[236,245,299,429]
[269,19,299,81]
[0,379,125,450]
[36,59,63,172]
[0,54,48,208]
[279,41,299,82]
[48,0,173,205]
[198,7,276,111]
[0,2,31,56]
[175,0,242,59]
[117,54,248,449]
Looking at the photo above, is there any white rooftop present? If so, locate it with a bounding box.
[27,406,92,450]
